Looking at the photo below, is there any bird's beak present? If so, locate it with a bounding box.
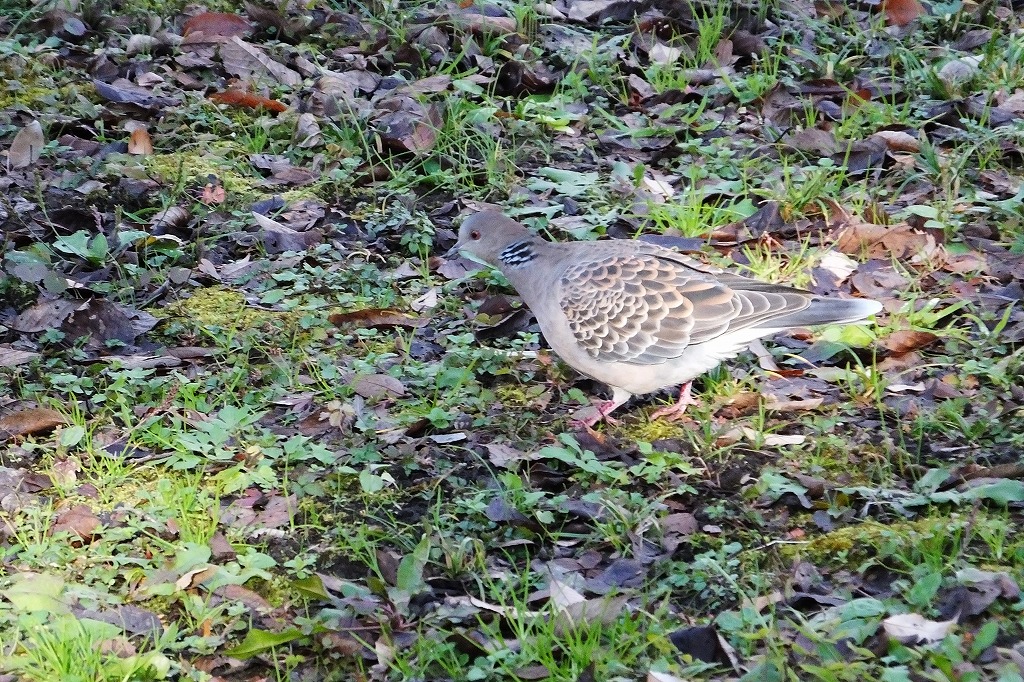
[443,242,462,259]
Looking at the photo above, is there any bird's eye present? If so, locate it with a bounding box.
[470,230,481,240]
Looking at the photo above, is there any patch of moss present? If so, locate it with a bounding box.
[493,383,547,408]
[143,150,258,196]
[0,83,55,110]
[164,288,266,327]
[612,412,694,443]
[798,441,879,485]
[159,288,303,349]
[789,516,974,566]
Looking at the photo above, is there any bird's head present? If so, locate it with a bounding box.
[445,211,537,268]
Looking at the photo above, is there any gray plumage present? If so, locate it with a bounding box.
[448,211,882,422]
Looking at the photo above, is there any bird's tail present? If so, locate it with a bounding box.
[764,297,882,328]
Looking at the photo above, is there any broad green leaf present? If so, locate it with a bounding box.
[2,573,69,615]
[396,534,430,594]
[292,574,331,602]
[907,571,942,607]
[913,467,950,493]
[224,628,305,658]
[59,424,86,447]
[960,479,1024,505]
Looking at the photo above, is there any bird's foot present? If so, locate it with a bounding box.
[570,400,622,430]
[649,383,700,422]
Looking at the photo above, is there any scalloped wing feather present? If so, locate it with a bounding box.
[558,252,813,365]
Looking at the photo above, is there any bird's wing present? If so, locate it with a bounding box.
[557,251,811,365]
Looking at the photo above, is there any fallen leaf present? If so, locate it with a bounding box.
[351,374,406,400]
[818,250,860,282]
[765,397,825,413]
[484,442,531,468]
[92,78,178,109]
[668,625,735,666]
[175,565,218,590]
[183,11,252,39]
[882,0,925,26]
[201,183,226,204]
[329,308,428,330]
[127,126,153,155]
[0,407,69,438]
[209,89,288,113]
[219,36,302,87]
[0,347,41,368]
[410,287,439,312]
[872,130,920,153]
[938,56,982,91]
[8,120,45,169]
[834,218,935,260]
[50,504,101,543]
[882,613,955,644]
[881,329,939,354]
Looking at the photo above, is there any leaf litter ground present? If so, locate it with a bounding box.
[1,0,1024,680]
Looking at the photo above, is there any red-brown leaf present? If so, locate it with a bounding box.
[882,0,925,26]
[183,12,252,38]
[882,330,939,354]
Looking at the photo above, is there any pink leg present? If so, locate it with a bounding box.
[649,382,700,421]
[570,388,631,429]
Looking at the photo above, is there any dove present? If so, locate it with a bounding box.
[447,211,882,426]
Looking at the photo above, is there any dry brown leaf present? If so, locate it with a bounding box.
[128,127,153,155]
[781,127,840,156]
[293,112,322,147]
[766,397,825,413]
[0,407,69,438]
[214,584,272,611]
[51,457,80,487]
[938,56,982,90]
[410,287,439,312]
[882,0,925,26]
[835,218,934,259]
[871,130,920,153]
[513,665,551,680]
[329,308,428,330]
[375,102,443,154]
[151,206,191,230]
[209,89,288,113]
[175,565,219,590]
[182,11,252,38]
[8,120,45,169]
[881,329,939,354]
[201,183,226,204]
[50,504,101,543]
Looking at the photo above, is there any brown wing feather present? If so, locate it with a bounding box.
[559,252,813,365]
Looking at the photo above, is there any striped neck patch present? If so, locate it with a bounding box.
[499,240,537,268]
